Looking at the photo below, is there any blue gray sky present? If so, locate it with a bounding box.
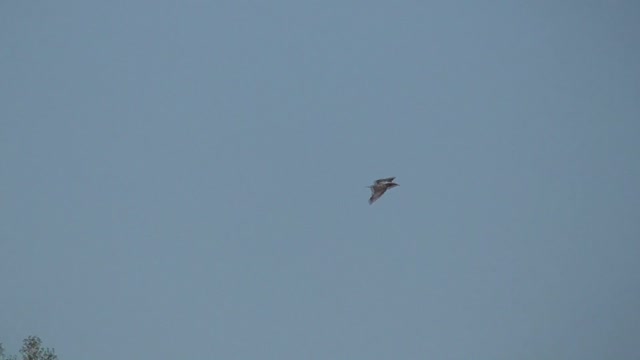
[2,1,639,359]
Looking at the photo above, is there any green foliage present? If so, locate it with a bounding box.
[0,337,56,360]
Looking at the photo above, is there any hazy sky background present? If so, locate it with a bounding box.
[2,1,639,359]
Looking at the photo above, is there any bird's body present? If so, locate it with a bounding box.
[368,177,399,204]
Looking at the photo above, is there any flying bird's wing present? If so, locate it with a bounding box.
[375,177,395,184]
[369,187,387,204]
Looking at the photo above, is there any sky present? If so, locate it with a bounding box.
[1,1,639,359]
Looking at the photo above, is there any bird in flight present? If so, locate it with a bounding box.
[367,177,399,204]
